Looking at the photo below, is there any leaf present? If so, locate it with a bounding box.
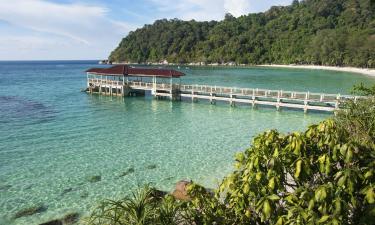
[325,157,331,175]
[308,199,315,210]
[268,194,280,201]
[268,177,275,190]
[365,170,373,179]
[256,172,262,181]
[337,175,346,187]
[243,183,250,194]
[273,148,279,157]
[318,154,326,164]
[366,188,375,204]
[294,139,301,155]
[276,217,283,225]
[315,187,327,202]
[334,199,341,214]
[235,152,245,162]
[345,149,353,163]
[294,159,302,179]
[245,210,251,218]
[339,144,347,156]
[318,215,330,223]
[318,155,326,172]
[263,200,271,219]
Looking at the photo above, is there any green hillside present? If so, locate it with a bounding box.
[109,0,375,68]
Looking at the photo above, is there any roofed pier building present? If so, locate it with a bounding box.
[86,65,184,100]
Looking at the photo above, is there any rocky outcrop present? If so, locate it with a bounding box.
[13,205,47,219]
[39,212,80,225]
[87,175,101,183]
[171,180,192,201]
[118,168,135,177]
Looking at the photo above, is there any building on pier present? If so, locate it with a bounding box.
[86,65,184,100]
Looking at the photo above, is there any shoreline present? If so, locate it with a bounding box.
[258,64,375,77]
[110,61,375,77]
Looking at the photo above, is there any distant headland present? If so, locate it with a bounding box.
[108,0,375,70]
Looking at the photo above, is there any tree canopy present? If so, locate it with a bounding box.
[109,0,375,68]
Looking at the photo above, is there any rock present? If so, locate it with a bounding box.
[0,184,12,191]
[80,192,89,199]
[146,164,157,170]
[39,212,79,225]
[171,180,192,201]
[61,188,73,195]
[14,205,47,219]
[118,168,135,177]
[62,212,80,224]
[39,220,62,225]
[87,175,101,183]
[162,176,174,182]
[150,188,168,199]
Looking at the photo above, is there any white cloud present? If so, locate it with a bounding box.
[224,0,251,17]
[148,0,292,21]
[0,0,136,60]
[0,0,292,60]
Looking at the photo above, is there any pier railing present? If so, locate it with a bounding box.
[179,84,357,103]
[88,79,359,102]
[87,78,362,112]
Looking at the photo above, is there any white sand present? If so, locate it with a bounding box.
[259,64,375,77]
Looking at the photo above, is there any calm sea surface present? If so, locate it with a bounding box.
[1,61,374,224]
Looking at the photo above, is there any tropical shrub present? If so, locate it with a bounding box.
[87,186,184,225]
[218,119,374,224]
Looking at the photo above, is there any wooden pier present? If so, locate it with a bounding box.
[86,65,360,113]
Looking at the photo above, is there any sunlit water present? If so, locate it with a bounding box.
[0,61,374,224]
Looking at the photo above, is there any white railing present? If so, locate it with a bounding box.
[88,78,123,86]
[179,84,358,102]
[87,79,359,102]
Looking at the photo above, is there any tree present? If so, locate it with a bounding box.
[109,0,375,68]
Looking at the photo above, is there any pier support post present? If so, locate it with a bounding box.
[210,93,216,104]
[230,94,236,107]
[335,94,341,110]
[251,94,256,109]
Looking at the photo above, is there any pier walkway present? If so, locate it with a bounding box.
[86,65,360,113]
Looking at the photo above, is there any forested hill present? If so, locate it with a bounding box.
[109,0,375,68]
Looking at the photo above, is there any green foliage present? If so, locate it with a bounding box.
[215,84,375,224]
[336,84,375,150]
[219,119,375,224]
[86,186,183,225]
[109,0,375,68]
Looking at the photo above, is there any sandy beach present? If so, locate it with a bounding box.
[259,64,375,77]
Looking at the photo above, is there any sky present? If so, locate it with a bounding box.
[0,0,292,60]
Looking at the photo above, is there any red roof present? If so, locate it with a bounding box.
[86,65,185,78]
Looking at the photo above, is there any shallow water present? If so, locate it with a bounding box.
[0,61,374,224]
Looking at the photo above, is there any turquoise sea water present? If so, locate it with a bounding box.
[0,61,374,224]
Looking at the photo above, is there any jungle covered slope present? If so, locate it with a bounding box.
[109,0,375,68]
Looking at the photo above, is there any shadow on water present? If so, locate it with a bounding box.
[84,92,183,114]
[0,96,56,124]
